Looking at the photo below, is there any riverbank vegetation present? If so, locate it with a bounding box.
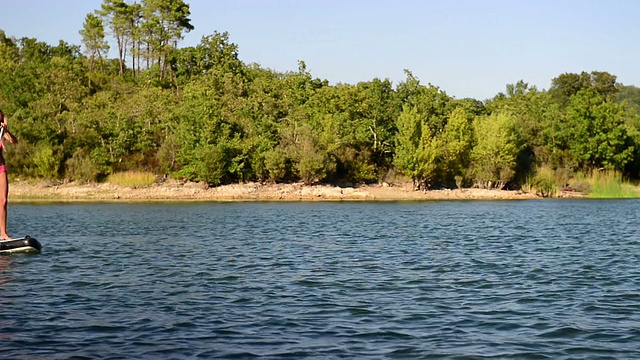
[2,0,640,198]
[580,171,640,198]
[106,170,157,187]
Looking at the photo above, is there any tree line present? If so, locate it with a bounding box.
[1,0,640,191]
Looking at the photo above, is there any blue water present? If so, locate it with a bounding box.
[1,200,639,359]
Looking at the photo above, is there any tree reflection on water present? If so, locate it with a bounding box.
[0,255,16,341]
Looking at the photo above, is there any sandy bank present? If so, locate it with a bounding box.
[7,180,586,202]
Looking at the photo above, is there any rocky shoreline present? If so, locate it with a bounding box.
[7,180,586,202]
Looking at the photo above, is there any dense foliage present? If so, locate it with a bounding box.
[2,0,640,190]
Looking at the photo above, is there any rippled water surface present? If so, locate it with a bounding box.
[1,200,639,359]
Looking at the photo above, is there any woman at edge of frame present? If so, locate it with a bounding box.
[0,109,18,240]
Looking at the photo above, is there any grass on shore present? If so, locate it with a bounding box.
[16,169,640,199]
[106,171,157,188]
[580,170,640,198]
[522,166,560,198]
[523,167,640,199]
[103,169,640,198]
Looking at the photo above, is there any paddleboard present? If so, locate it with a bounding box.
[0,236,42,254]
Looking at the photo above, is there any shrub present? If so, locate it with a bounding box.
[528,166,559,197]
[264,148,288,183]
[66,149,101,182]
[33,143,62,179]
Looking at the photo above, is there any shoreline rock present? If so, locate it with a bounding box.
[7,180,585,202]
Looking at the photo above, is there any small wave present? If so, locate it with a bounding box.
[537,326,586,338]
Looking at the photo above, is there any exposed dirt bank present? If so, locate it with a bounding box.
[7,180,585,202]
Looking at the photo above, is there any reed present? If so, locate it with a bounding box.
[582,170,640,198]
[106,171,157,188]
[522,166,560,198]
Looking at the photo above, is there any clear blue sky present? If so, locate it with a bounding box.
[3,0,639,100]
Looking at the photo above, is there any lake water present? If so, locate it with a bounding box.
[0,200,639,359]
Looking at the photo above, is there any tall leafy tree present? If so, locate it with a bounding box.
[0,31,21,110]
[470,111,522,189]
[7,4,640,189]
[0,31,19,73]
[354,78,399,156]
[440,107,473,185]
[128,2,143,76]
[617,84,640,115]
[79,13,110,72]
[141,0,194,82]
[488,81,563,175]
[550,71,618,108]
[396,70,451,134]
[99,0,133,75]
[394,105,439,189]
[564,88,634,171]
[170,31,242,85]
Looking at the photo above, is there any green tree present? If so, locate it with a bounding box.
[301,78,396,183]
[282,122,333,185]
[141,0,194,82]
[353,79,399,157]
[33,143,63,178]
[128,2,144,76]
[394,105,439,189]
[470,111,522,189]
[487,81,566,177]
[80,13,109,72]
[295,142,332,185]
[171,67,246,183]
[440,107,473,185]
[550,71,618,108]
[617,84,640,115]
[0,31,19,75]
[396,70,451,134]
[565,88,634,171]
[263,147,289,183]
[0,31,21,111]
[170,31,242,85]
[99,0,133,75]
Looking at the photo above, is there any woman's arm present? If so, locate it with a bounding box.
[3,128,17,144]
[1,114,17,144]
